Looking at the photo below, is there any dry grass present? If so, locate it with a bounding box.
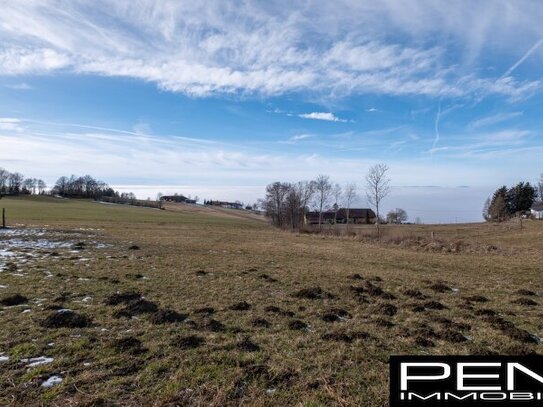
[0,196,542,406]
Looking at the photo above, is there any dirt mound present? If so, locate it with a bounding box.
[114,299,159,318]
[104,292,142,306]
[413,336,435,347]
[321,330,370,343]
[194,307,215,314]
[229,301,251,311]
[424,300,447,310]
[265,306,295,317]
[288,320,309,330]
[516,289,537,296]
[258,274,278,282]
[293,287,335,300]
[128,245,140,250]
[403,289,426,300]
[375,303,398,316]
[512,298,538,306]
[109,337,147,355]
[173,335,205,349]
[41,311,92,328]
[438,329,467,343]
[149,309,188,324]
[464,295,488,303]
[373,318,395,328]
[350,273,363,280]
[203,319,227,332]
[237,337,260,352]
[0,294,28,306]
[252,318,271,328]
[429,282,453,293]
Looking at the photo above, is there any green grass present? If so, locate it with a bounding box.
[0,196,542,405]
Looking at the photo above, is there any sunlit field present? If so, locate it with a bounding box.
[1,196,542,406]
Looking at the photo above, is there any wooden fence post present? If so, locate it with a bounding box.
[2,208,5,229]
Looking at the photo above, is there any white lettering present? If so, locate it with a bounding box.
[457,363,501,391]
[401,363,451,391]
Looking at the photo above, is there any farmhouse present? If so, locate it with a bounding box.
[305,208,376,225]
[160,195,196,204]
[531,202,543,219]
[207,200,243,209]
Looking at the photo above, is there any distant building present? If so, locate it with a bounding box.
[531,202,543,219]
[207,200,243,209]
[305,208,376,225]
[161,195,196,204]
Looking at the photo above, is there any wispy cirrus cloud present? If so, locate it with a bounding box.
[0,1,541,100]
[469,111,523,129]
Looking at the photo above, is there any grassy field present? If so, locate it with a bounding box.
[1,196,543,406]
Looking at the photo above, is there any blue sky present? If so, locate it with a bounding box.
[1,1,542,223]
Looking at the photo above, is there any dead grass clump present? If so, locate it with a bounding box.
[511,298,538,306]
[149,309,188,324]
[104,291,141,306]
[0,294,28,306]
[516,289,537,296]
[114,299,159,318]
[237,337,260,352]
[173,335,205,349]
[265,306,295,317]
[41,311,92,328]
[252,318,271,328]
[293,287,335,300]
[229,301,251,311]
[109,337,146,355]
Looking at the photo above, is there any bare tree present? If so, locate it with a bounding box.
[0,168,9,194]
[365,164,391,235]
[37,179,46,194]
[343,183,357,231]
[313,174,332,230]
[331,183,342,226]
[538,173,543,202]
[386,208,408,224]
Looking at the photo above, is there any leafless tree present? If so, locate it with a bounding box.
[37,179,46,194]
[331,183,342,225]
[538,173,543,202]
[0,168,9,194]
[264,182,291,228]
[365,163,391,235]
[8,172,24,194]
[386,208,408,224]
[343,183,357,231]
[313,174,332,230]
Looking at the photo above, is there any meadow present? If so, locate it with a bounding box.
[0,196,542,406]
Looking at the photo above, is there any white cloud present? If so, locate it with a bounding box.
[0,117,23,131]
[470,111,523,129]
[0,1,540,99]
[299,112,347,122]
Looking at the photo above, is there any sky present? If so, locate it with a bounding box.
[0,1,542,223]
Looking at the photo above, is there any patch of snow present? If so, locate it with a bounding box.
[57,309,72,313]
[22,309,31,313]
[0,354,9,362]
[22,356,54,367]
[41,375,62,388]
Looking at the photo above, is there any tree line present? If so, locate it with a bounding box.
[483,177,541,222]
[0,167,46,196]
[263,163,401,231]
[51,175,119,199]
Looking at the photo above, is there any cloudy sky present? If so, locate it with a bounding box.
[1,1,542,222]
